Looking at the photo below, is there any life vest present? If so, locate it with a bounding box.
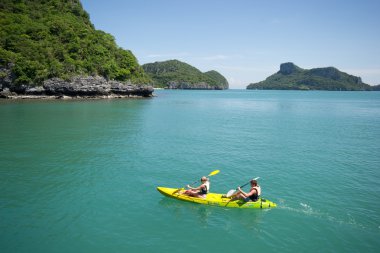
[249,186,261,201]
[199,182,209,195]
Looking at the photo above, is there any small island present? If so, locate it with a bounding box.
[142,60,229,90]
[247,63,372,91]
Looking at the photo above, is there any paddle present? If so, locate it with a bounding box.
[226,177,260,198]
[188,169,220,186]
[173,169,220,194]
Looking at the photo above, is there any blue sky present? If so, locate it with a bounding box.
[81,0,380,88]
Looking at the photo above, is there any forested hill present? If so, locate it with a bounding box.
[247,63,371,91]
[0,0,150,87]
[142,60,229,90]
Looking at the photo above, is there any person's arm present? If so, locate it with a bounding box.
[245,188,257,197]
[238,187,256,197]
[237,187,248,197]
[187,184,202,191]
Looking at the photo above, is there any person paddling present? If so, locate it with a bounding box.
[183,176,210,198]
[232,179,261,202]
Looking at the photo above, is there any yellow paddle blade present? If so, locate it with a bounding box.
[208,170,220,176]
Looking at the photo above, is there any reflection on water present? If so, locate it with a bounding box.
[158,198,211,227]
[158,196,267,231]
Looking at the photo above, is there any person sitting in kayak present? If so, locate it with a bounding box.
[233,179,261,202]
[183,176,209,198]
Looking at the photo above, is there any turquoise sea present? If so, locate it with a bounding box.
[1,90,380,252]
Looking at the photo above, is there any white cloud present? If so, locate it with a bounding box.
[145,52,189,59]
[196,54,246,61]
[199,55,228,61]
[216,65,275,73]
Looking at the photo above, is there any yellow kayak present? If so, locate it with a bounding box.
[157,187,277,209]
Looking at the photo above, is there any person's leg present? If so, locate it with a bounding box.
[231,192,243,200]
[184,190,198,197]
[187,191,199,197]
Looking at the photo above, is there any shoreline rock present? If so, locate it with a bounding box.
[0,76,154,99]
[166,81,225,90]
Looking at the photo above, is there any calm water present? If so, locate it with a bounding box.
[1,90,380,252]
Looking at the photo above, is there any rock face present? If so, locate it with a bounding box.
[247,62,372,91]
[0,64,14,90]
[0,76,153,99]
[279,62,302,75]
[309,67,362,84]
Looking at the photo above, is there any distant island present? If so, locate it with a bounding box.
[0,0,153,98]
[247,63,372,91]
[142,60,229,90]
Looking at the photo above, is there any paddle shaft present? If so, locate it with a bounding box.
[188,170,219,187]
[174,170,220,194]
[238,181,251,189]
[189,180,200,187]
[236,177,260,190]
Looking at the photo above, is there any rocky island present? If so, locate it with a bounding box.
[0,0,153,99]
[142,60,229,90]
[247,63,371,91]
[0,74,153,99]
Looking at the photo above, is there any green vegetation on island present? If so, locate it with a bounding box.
[142,60,228,89]
[247,63,371,91]
[0,0,150,87]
